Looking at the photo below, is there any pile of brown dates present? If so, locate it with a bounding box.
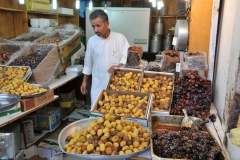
[170,70,211,120]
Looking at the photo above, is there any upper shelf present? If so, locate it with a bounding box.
[27,10,58,15]
[0,7,25,12]
[152,15,186,18]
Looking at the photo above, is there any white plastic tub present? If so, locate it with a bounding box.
[227,133,240,160]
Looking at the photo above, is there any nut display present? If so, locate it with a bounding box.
[141,75,173,111]
[109,71,141,92]
[93,92,148,118]
[10,52,47,70]
[15,36,40,42]
[126,46,143,66]
[0,66,28,89]
[0,51,12,64]
[170,70,211,120]
[64,114,150,155]
[36,34,62,45]
[0,79,47,96]
[151,126,221,159]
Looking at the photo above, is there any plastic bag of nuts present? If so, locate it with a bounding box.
[126,46,143,66]
[184,51,208,70]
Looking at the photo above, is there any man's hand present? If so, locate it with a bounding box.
[107,63,124,74]
[80,81,88,95]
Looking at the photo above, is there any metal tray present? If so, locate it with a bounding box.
[107,68,143,92]
[0,94,20,112]
[149,114,226,160]
[141,71,175,115]
[58,118,150,160]
[21,84,49,98]
[90,90,153,126]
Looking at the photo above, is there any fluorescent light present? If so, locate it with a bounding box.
[104,3,107,13]
[89,0,93,10]
[76,0,80,9]
[53,0,57,10]
[152,0,156,8]
[19,0,24,4]
[157,0,164,10]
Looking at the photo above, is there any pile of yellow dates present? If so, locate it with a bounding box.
[141,75,173,110]
[64,114,150,155]
[94,92,148,118]
[109,71,141,92]
[0,67,47,96]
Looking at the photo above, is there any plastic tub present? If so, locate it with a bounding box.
[227,133,240,160]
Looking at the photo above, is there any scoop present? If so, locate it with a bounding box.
[181,108,193,128]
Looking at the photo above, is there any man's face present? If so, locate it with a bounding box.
[90,17,109,38]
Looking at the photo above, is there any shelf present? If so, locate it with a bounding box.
[0,95,59,128]
[0,7,25,12]
[48,73,82,90]
[27,10,58,15]
[152,15,186,18]
[58,13,76,17]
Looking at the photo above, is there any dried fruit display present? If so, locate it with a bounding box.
[37,36,62,45]
[0,51,12,64]
[0,66,28,89]
[126,46,143,66]
[64,114,150,155]
[141,75,173,111]
[170,70,211,120]
[10,52,47,70]
[93,92,148,118]
[0,79,47,96]
[151,126,221,159]
[164,50,180,58]
[109,71,141,92]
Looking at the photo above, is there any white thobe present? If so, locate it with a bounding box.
[82,31,130,108]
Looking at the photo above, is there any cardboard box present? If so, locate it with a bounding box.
[21,90,54,112]
[0,102,21,117]
[57,7,73,15]
[26,0,50,4]
[68,109,90,123]
[26,2,50,11]
[57,30,81,63]
[60,104,74,120]
[90,90,153,126]
[59,88,75,101]
[26,107,61,132]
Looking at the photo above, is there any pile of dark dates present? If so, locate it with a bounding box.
[187,51,204,56]
[165,50,180,57]
[170,70,211,120]
[152,126,221,160]
[10,52,47,70]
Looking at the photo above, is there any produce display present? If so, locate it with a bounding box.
[0,51,13,64]
[109,70,141,92]
[0,66,28,88]
[36,34,62,45]
[147,61,161,72]
[170,70,211,120]
[151,126,221,159]
[15,36,41,42]
[64,114,150,155]
[161,50,180,73]
[184,51,208,70]
[126,46,143,66]
[93,91,149,118]
[0,66,47,96]
[9,51,48,70]
[141,75,173,111]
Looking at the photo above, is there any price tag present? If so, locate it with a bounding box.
[172,37,177,45]
[176,63,181,72]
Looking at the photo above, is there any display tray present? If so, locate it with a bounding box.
[90,90,153,126]
[141,71,174,115]
[0,94,20,112]
[21,84,49,98]
[149,114,226,160]
[0,65,32,82]
[58,118,150,160]
[106,68,143,92]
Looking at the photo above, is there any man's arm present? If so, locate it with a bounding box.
[80,74,89,95]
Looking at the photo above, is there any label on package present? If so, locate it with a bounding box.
[176,63,181,72]
[172,37,177,45]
